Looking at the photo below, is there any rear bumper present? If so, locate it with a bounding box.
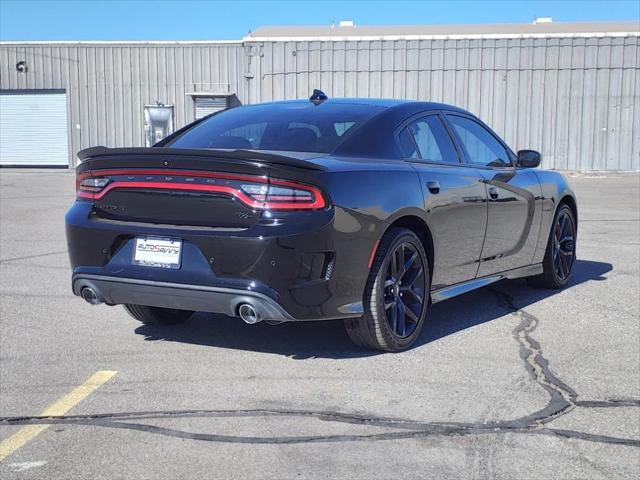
[73,274,296,322]
[66,201,381,321]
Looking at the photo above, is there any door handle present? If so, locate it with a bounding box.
[488,186,499,200]
[426,181,440,194]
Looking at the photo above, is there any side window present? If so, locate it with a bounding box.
[334,121,356,136]
[405,116,459,163]
[399,128,419,159]
[447,115,511,167]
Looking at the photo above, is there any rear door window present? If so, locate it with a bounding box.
[334,121,356,136]
[402,115,459,163]
[398,128,419,159]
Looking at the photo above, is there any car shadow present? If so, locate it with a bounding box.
[134,259,612,359]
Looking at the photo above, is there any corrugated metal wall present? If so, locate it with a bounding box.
[0,43,246,165]
[1,35,638,170]
[253,36,639,170]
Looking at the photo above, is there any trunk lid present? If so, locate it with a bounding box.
[76,147,326,228]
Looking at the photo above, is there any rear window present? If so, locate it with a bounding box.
[168,102,384,153]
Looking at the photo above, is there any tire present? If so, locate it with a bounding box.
[528,203,576,289]
[123,304,194,325]
[345,227,430,352]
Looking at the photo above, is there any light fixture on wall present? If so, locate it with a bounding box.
[16,61,28,74]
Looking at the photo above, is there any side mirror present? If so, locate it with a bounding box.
[517,150,541,168]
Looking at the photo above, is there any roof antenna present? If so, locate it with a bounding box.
[309,89,328,105]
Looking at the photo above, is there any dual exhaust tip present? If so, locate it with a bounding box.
[81,287,102,305]
[237,303,262,324]
[81,287,264,325]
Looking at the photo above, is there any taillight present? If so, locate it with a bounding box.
[240,180,325,210]
[79,177,110,191]
[75,169,327,211]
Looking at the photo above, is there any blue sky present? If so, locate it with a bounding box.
[0,0,638,41]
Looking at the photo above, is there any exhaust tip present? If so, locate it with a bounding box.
[81,287,102,305]
[238,303,262,324]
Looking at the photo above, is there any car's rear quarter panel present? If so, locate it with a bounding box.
[301,157,426,315]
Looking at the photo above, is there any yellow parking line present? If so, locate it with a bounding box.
[0,370,117,461]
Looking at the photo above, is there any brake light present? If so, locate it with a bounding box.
[79,177,110,191]
[75,169,327,211]
[240,182,321,208]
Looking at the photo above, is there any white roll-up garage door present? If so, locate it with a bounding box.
[0,91,69,166]
[194,96,229,120]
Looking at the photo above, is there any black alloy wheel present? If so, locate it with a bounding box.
[552,208,575,281]
[382,241,426,338]
[528,203,577,289]
[345,227,430,352]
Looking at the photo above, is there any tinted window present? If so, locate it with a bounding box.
[399,128,419,159]
[169,102,384,153]
[221,123,267,149]
[334,121,356,136]
[289,122,321,137]
[447,115,511,167]
[405,116,459,163]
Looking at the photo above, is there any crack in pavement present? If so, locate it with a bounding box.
[488,286,639,444]
[1,286,638,448]
[1,408,638,447]
[0,250,68,264]
[491,287,578,427]
[574,400,640,408]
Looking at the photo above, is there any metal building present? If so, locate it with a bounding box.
[1,20,638,170]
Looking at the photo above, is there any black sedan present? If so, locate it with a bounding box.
[66,93,577,352]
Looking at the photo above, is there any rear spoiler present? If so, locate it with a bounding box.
[77,146,326,171]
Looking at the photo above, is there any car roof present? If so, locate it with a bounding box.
[251,97,471,115]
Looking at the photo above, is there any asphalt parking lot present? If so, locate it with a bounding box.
[0,169,638,479]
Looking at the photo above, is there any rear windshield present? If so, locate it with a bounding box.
[168,102,385,153]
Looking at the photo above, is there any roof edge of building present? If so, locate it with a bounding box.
[244,20,640,41]
[0,40,243,46]
[242,31,640,42]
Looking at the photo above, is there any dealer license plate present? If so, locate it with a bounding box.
[133,237,182,269]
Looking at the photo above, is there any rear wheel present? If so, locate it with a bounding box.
[345,228,430,352]
[528,203,576,289]
[123,304,194,325]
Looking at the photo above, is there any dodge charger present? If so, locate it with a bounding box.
[65,92,577,351]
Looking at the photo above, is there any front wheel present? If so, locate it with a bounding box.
[345,228,430,352]
[123,304,194,325]
[528,203,576,289]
